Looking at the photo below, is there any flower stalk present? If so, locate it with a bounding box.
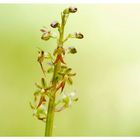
[30,6,84,137]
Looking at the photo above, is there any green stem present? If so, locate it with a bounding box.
[45,12,68,137]
[45,94,55,136]
[45,62,60,136]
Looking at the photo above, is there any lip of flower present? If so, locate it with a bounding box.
[54,54,65,64]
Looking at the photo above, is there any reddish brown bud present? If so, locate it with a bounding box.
[69,6,77,13]
[50,21,60,28]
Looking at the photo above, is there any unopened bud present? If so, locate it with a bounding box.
[74,32,84,39]
[69,6,77,13]
[50,21,60,28]
[40,28,52,41]
[41,31,51,41]
[63,6,77,14]
[68,47,77,54]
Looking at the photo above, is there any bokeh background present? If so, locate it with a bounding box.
[0,4,140,136]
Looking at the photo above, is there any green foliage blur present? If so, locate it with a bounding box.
[0,4,140,136]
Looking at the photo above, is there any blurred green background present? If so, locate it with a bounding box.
[0,4,140,136]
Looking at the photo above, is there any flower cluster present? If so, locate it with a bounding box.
[30,6,84,123]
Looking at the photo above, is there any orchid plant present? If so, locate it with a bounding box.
[30,6,84,136]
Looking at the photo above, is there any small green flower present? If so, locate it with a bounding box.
[68,47,77,54]
[40,28,52,41]
[62,91,77,108]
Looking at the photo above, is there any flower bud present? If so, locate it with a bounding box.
[63,6,77,14]
[69,6,77,13]
[40,28,52,41]
[74,32,84,39]
[50,21,60,28]
[41,32,51,41]
[68,47,77,54]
